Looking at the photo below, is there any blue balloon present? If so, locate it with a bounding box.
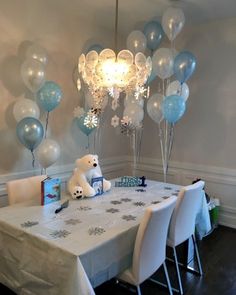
[143,21,164,51]
[16,117,44,151]
[76,114,96,136]
[87,44,104,54]
[37,81,63,112]
[161,95,186,123]
[174,51,196,83]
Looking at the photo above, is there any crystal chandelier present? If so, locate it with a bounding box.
[78,0,152,100]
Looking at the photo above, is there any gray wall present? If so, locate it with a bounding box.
[0,0,128,176]
[142,17,236,169]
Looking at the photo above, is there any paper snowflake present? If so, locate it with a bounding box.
[73,106,85,118]
[111,115,120,128]
[88,227,106,236]
[108,87,121,99]
[21,221,39,228]
[122,215,136,221]
[121,116,132,126]
[50,230,71,238]
[111,98,119,111]
[106,208,119,213]
[84,111,98,129]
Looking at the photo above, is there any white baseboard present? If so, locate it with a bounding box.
[1,155,236,229]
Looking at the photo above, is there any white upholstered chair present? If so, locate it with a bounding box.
[167,181,205,295]
[117,197,177,295]
[7,175,47,205]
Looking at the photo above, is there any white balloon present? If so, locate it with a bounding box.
[26,43,48,65]
[152,48,174,79]
[162,7,185,41]
[124,94,144,108]
[166,80,189,102]
[37,139,60,169]
[127,30,147,54]
[146,93,164,124]
[123,104,144,127]
[21,58,46,93]
[13,98,40,122]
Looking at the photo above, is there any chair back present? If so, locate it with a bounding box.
[168,181,205,247]
[7,175,47,205]
[132,197,177,284]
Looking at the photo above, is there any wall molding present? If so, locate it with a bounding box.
[1,155,236,228]
[127,156,236,229]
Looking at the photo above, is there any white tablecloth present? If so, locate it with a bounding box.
[0,180,210,295]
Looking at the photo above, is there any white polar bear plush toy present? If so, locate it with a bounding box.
[68,154,111,198]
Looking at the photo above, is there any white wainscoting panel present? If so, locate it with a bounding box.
[0,156,127,208]
[128,156,236,229]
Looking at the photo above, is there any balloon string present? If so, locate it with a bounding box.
[87,135,90,152]
[31,150,35,168]
[45,112,49,139]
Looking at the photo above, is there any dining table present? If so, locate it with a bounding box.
[0,178,210,295]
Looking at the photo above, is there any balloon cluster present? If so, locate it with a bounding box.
[145,8,196,182]
[14,43,62,170]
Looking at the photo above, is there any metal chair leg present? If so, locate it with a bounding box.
[163,261,173,295]
[173,247,184,295]
[137,285,142,295]
[192,234,203,275]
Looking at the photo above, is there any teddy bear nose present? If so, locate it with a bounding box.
[93,163,97,167]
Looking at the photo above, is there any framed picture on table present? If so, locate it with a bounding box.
[91,177,103,196]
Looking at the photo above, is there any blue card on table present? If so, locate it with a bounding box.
[91,177,103,196]
[41,177,61,205]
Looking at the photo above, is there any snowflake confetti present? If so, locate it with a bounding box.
[106,208,119,213]
[88,227,106,236]
[133,201,145,207]
[120,198,132,202]
[21,221,39,228]
[151,201,161,204]
[122,215,136,221]
[77,206,92,211]
[65,219,81,225]
[110,200,122,205]
[50,230,71,238]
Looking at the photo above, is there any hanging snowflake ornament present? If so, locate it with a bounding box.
[121,116,132,126]
[111,115,120,128]
[77,78,81,92]
[111,98,119,111]
[91,107,102,116]
[73,106,85,118]
[134,85,149,100]
[84,110,98,129]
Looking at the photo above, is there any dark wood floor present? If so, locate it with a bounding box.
[1,226,236,295]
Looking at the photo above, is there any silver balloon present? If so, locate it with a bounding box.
[37,139,60,169]
[13,98,40,122]
[127,30,147,54]
[147,93,164,123]
[162,7,185,41]
[166,80,189,102]
[26,44,48,65]
[21,58,46,93]
[123,104,144,127]
[152,48,174,79]
[124,94,144,108]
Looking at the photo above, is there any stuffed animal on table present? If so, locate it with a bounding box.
[68,154,111,198]
[71,186,83,200]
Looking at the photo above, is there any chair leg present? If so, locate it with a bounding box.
[192,234,203,275]
[163,261,173,295]
[137,285,142,295]
[173,247,184,295]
